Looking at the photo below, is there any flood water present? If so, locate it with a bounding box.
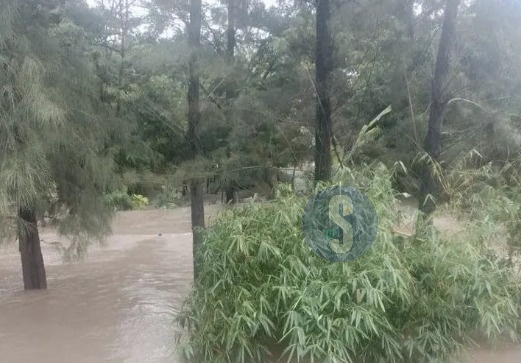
[1,206,521,363]
[0,207,214,363]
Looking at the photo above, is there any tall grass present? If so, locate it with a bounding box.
[175,163,521,363]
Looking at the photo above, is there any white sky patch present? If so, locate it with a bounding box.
[85,0,279,38]
[85,0,279,15]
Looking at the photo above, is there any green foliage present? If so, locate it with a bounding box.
[442,155,521,261]
[105,188,149,211]
[152,186,183,209]
[176,163,521,363]
[131,194,149,209]
[0,0,118,258]
[105,190,134,211]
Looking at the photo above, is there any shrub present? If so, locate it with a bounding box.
[152,185,183,208]
[175,163,521,363]
[130,193,149,209]
[105,189,134,211]
[105,188,149,211]
[442,156,521,262]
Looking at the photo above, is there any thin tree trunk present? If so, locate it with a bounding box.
[269,167,278,199]
[116,0,128,115]
[190,182,205,276]
[226,0,236,61]
[225,185,237,203]
[419,0,461,214]
[224,0,238,204]
[187,0,205,280]
[18,207,47,290]
[291,165,296,191]
[314,0,333,183]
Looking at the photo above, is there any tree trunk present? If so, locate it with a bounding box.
[291,165,296,191]
[269,168,278,199]
[187,0,205,280]
[116,0,129,115]
[224,0,238,203]
[189,182,205,279]
[18,207,47,290]
[225,185,237,203]
[314,0,333,183]
[226,0,236,61]
[419,0,461,214]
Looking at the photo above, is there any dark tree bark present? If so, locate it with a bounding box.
[116,0,129,115]
[18,207,47,290]
[314,0,333,183]
[225,185,236,203]
[187,0,205,280]
[226,0,236,61]
[419,0,461,214]
[224,0,238,204]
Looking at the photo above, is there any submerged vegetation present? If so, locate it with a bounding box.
[105,188,150,211]
[176,164,521,363]
[2,0,521,361]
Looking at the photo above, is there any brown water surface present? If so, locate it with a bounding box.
[0,207,220,363]
[1,205,521,363]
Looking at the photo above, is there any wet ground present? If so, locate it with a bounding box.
[1,205,521,362]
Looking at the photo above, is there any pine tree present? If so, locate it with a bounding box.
[419,0,461,214]
[314,0,333,183]
[187,0,206,280]
[0,0,117,290]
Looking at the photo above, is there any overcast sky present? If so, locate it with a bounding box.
[85,0,279,14]
[85,0,280,38]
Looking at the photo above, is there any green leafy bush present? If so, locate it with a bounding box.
[105,189,149,211]
[442,156,521,262]
[130,193,149,209]
[105,189,134,211]
[176,163,521,363]
[152,185,183,208]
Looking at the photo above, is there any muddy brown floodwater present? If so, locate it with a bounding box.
[0,206,218,363]
[1,205,521,363]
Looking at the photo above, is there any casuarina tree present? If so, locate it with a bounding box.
[314,0,333,183]
[0,0,117,290]
[187,0,206,280]
[419,0,462,214]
